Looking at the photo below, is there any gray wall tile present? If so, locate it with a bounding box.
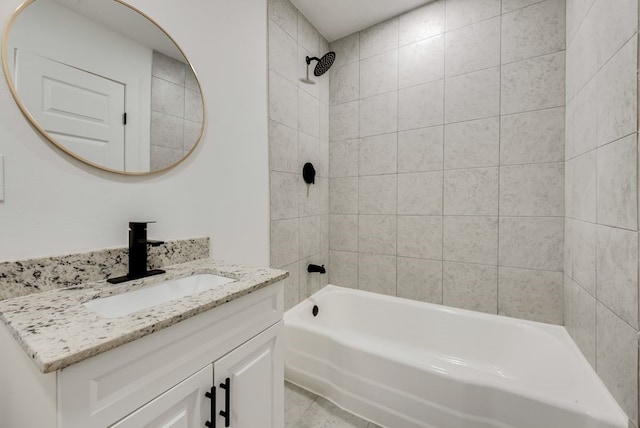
[268,0,297,39]
[282,262,300,310]
[269,20,298,82]
[398,216,443,259]
[330,33,359,67]
[445,17,500,77]
[499,217,563,271]
[443,261,498,314]
[359,175,397,214]
[329,62,359,106]
[499,163,564,216]
[297,11,319,53]
[593,0,637,68]
[445,117,500,169]
[150,146,183,170]
[271,172,299,220]
[398,80,445,130]
[298,90,320,137]
[271,218,299,267]
[596,302,639,424]
[564,277,596,368]
[152,51,186,85]
[330,177,358,214]
[445,0,501,30]
[360,18,399,59]
[299,215,320,258]
[397,258,443,303]
[444,167,499,215]
[269,71,298,128]
[568,79,597,157]
[445,67,500,123]
[572,220,597,294]
[571,151,597,222]
[329,139,359,177]
[359,134,398,175]
[184,89,203,123]
[399,36,445,88]
[596,37,637,147]
[359,215,397,255]
[398,126,444,173]
[444,216,498,264]
[503,0,548,14]
[501,0,566,64]
[399,1,445,45]
[498,267,563,323]
[358,253,397,295]
[501,52,565,115]
[360,50,398,98]
[596,134,638,230]
[329,214,358,252]
[151,78,185,117]
[269,121,298,173]
[500,108,565,165]
[329,251,359,288]
[151,111,183,150]
[398,172,443,215]
[359,92,398,137]
[330,101,359,141]
[596,225,639,328]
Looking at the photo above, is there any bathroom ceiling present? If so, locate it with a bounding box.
[290,0,434,42]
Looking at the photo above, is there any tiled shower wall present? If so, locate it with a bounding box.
[564,0,639,425]
[328,0,566,324]
[267,0,331,310]
[150,51,204,170]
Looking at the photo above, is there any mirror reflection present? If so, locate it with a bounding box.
[3,0,205,174]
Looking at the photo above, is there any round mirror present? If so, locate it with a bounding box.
[2,0,205,175]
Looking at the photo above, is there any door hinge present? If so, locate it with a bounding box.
[123,112,127,125]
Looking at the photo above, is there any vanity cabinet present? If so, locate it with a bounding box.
[0,281,284,428]
[112,322,283,428]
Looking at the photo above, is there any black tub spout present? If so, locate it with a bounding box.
[307,264,326,274]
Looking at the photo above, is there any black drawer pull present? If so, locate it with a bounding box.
[219,377,231,427]
[204,386,216,428]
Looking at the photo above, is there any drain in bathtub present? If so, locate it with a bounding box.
[312,305,319,316]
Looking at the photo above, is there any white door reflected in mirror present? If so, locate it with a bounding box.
[19,52,126,170]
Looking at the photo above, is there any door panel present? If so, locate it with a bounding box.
[110,364,212,428]
[16,51,125,169]
[214,322,284,428]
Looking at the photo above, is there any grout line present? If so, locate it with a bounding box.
[442,0,448,306]
[497,0,503,316]
[395,21,400,299]
[356,28,361,291]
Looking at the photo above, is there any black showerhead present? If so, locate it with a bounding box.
[305,51,336,77]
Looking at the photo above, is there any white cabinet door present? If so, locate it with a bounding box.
[111,364,213,428]
[213,322,284,428]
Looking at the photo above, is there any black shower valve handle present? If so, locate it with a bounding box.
[303,162,316,184]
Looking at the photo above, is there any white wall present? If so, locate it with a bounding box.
[0,0,270,266]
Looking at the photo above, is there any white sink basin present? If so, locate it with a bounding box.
[84,273,236,318]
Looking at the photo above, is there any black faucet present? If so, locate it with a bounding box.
[107,222,165,284]
[307,264,326,274]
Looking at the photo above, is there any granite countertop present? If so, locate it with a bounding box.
[0,259,288,374]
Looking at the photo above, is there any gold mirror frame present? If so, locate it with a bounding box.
[2,0,206,176]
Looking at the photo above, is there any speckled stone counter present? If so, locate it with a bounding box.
[0,238,210,300]
[0,259,288,373]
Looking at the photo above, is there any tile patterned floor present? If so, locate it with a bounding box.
[285,381,382,428]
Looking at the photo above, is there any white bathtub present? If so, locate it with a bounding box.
[284,285,628,428]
